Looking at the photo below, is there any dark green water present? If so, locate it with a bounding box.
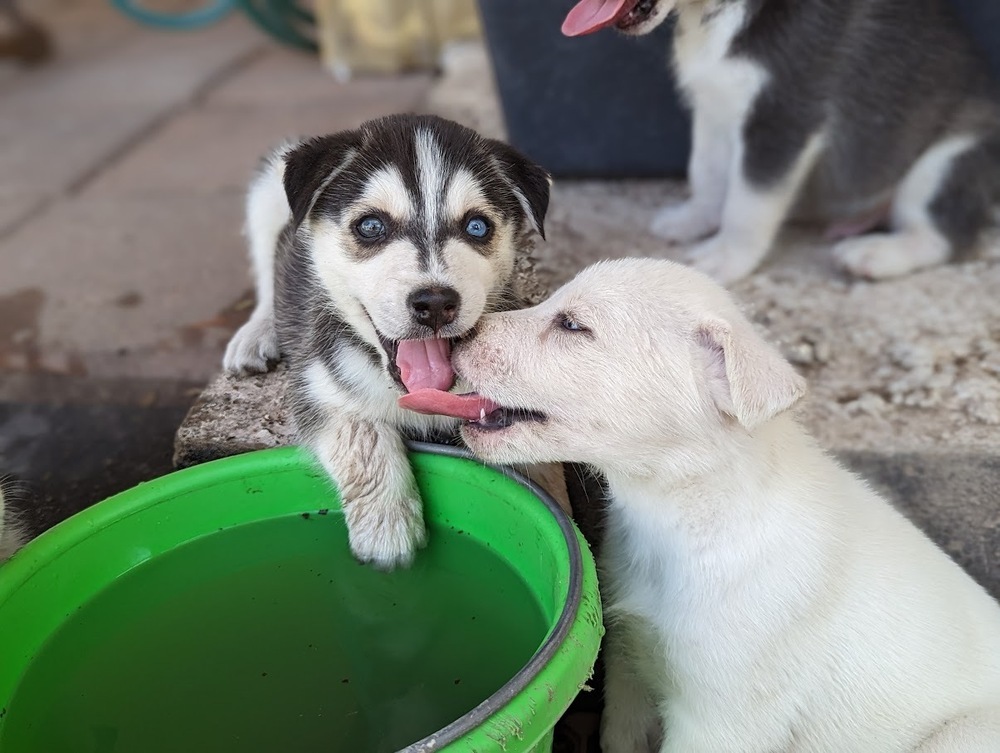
[2,514,548,753]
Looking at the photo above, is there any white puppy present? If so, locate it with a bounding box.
[401,258,1000,752]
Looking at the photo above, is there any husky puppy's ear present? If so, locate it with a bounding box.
[283,133,359,229]
[696,317,807,431]
[486,139,552,239]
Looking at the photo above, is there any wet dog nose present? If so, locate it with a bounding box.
[408,286,460,332]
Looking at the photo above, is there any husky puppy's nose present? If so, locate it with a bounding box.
[408,286,460,333]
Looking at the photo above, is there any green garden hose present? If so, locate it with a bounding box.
[111,0,318,52]
[235,0,318,52]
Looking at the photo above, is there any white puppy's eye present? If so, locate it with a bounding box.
[464,216,491,239]
[558,313,590,334]
[355,215,386,240]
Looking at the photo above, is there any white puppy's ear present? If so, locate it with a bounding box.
[696,318,806,430]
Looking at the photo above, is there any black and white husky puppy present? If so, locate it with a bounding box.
[563,0,1000,283]
[224,114,558,570]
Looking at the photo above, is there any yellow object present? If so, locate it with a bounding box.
[315,0,481,80]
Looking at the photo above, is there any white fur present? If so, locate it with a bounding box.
[359,164,416,222]
[453,258,1000,753]
[415,128,445,240]
[224,149,294,374]
[834,135,977,280]
[686,131,825,282]
[650,3,769,259]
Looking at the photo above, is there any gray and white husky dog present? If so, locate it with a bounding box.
[224,114,560,570]
[563,0,1000,283]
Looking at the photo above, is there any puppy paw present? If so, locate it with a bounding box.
[223,313,279,375]
[684,235,762,285]
[649,201,719,245]
[346,493,427,571]
[832,234,942,280]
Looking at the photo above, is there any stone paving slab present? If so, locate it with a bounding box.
[0,193,247,380]
[0,14,264,232]
[205,48,432,111]
[85,80,432,198]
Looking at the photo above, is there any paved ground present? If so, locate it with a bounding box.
[0,1,430,533]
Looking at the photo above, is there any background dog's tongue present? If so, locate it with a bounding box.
[398,389,500,420]
[562,0,635,36]
[397,338,455,392]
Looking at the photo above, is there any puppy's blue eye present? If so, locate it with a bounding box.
[465,216,490,239]
[559,314,589,334]
[356,216,386,239]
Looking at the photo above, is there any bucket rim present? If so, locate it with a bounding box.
[401,441,585,752]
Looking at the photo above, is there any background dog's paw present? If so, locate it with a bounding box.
[347,495,427,571]
[223,314,279,375]
[684,236,760,285]
[832,234,926,280]
[649,202,719,245]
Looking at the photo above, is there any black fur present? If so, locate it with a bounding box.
[282,133,359,229]
[283,115,551,243]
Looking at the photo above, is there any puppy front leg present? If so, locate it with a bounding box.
[651,108,732,245]
[686,125,825,285]
[312,413,426,570]
[600,618,664,753]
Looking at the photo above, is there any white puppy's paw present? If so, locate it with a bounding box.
[223,313,279,374]
[832,234,940,280]
[684,235,761,285]
[649,201,719,245]
[346,492,427,571]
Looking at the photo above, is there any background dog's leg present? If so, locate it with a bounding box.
[834,134,990,280]
[685,132,824,285]
[312,415,426,570]
[521,462,572,517]
[224,155,289,374]
[600,617,664,753]
[650,109,731,245]
[910,708,1000,752]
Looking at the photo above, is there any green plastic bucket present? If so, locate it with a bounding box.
[0,443,602,753]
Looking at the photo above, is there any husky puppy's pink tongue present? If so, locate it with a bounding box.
[561,0,638,36]
[398,389,501,421]
[396,338,455,393]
